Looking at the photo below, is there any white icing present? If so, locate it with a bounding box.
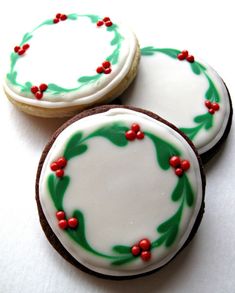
[121,51,231,155]
[3,15,137,108]
[39,108,203,277]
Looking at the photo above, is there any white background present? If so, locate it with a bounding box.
[0,0,234,292]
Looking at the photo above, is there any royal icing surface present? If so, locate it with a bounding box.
[38,108,204,277]
[4,14,137,108]
[121,47,231,155]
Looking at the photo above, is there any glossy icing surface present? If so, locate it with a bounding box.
[4,14,137,108]
[121,47,231,155]
[38,108,204,277]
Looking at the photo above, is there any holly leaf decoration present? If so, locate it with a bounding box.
[184,175,194,207]
[84,14,100,23]
[21,32,32,45]
[21,81,33,93]
[194,112,213,130]
[107,47,119,65]
[7,70,17,85]
[180,125,202,140]
[171,175,194,206]
[47,83,71,94]
[205,73,220,102]
[145,132,181,170]
[90,123,129,147]
[190,62,201,75]
[171,176,184,201]
[111,256,135,266]
[141,46,156,56]
[67,13,78,20]
[78,75,100,83]
[65,144,88,160]
[47,174,70,210]
[112,245,131,254]
[64,132,84,158]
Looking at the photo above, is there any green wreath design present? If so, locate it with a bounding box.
[7,14,124,95]
[47,122,195,266]
[141,47,221,141]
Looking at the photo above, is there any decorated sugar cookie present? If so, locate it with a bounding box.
[4,14,139,117]
[121,47,232,162]
[36,105,205,279]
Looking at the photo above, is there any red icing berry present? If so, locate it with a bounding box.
[125,130,136,141]
[14,46,20,53]
[31,86,39,94]
[58,219,67,229]
[131,123,140,133]
[97,20,104,27]
[209,108,215,115]
[39,83,48,92]
[35,91,43,100]
[139,239,151,251]
[181,50,189,57]
[169,156,181,168]
[102,61,111,69]
[177,53,186,60]
[175,168,184,177]
[96,66,104,74]
[136,131,144,140]
[131,245,141,256]
[18,49,26,56]
[141,251,151,261]
[56,169,64,178]
[212,102,220,111]
[186,55,195,63]
[53,18,59,24]
[181,160,190,171]
[68,217,78,229]
[50,162,59,171]
[56,211,65,220]
[105,21,113,27]
[57,157,67,168]
[103,17,110,22]
[60,14,67,21]
[56,13,62,19]
[205,100,212,109]
[22,44,30,50]
[104,68,112,74]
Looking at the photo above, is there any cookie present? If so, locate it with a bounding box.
[36,105,205,279]
[4,14,140,118]
[121,46,233,162]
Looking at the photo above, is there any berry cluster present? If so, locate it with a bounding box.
[131,238,151,261]
[169,156,190,177]
[96,61,112,74]
[31,84,48,100]
[205,100,220,115]
[53,13,67,24]
[56,210,78,230]
[14,44,30,56]
[125,123,144,141]
[97,17,113,27]
[50,157,67,178]
[177,50,194,63]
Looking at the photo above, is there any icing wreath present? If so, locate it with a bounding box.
[141,47,221,141]
[7,14,124,100]
[47,122,194,266]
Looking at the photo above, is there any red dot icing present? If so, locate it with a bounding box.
[103,17,110,22]
[31,86,39,94]
[53,18,59,24]
[96,66,104,74]
[97,20,104,27]
[56,13,62,19]
[35,91,43,100]
[68,218,78,229]
[131,123,140,133]
[125,130,136,141]
[212,102,220,111]
[56,169,64,178]
[139,239,151,251]
[58,219,68,230]
[181,160,190,171]
[104,68,112,74]
[105,21,113,27]
[169,156,181,168]
[141,251,151,261]
[131,245,141,256]
[18,49,25,56]
[175,168,184,177]
[56,211,66,220]
[50,162,59,171]
[60,14,67,21]
[177,53,186,61]
[136,131,144,140]
[102,61,111,69]
[22,44,30,50]
[186,55,195,63]
[14,46,20,53]
[57,157,67,168]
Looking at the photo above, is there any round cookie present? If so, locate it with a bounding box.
[4,14,140,118]
[36,105,205,279]
[121,46,233,162]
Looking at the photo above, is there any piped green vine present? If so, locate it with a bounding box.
[7,14,124,96]
[141,46,221,140]
[47,122,195,266]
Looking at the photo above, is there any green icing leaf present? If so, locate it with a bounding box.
[21,32,33,45]
[194,112,213,130]
[145,132,181,170]
[78,75,100,83]
[67,14,78,20]
[106,24,118,31]
[141,46,156,56]
[65,144,88,160]
[180,125,202,140]
[89,123,129,147]
[47,174,69,210]
[197,62,207,71]
[184,175,194,207]
[165,226,178,247]
[47,83,71,94]
[7,71,17,84]
[107,47,119,65]
[190,62,201,75]
[21,81,33,93]
[112,245,131,254]
[171,176,184,201]
[40,19,54,26]
[204,73,220,102]
[151,235,166,248]
[111,256,135,266]
[84,14,100,23]
[64,132,83,158]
